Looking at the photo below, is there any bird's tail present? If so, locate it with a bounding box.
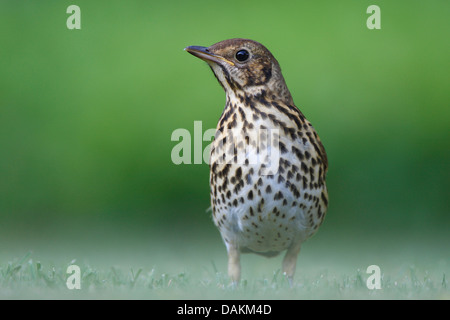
[240,247,281,258]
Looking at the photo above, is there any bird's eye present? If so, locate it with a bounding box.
[235,49,250,62]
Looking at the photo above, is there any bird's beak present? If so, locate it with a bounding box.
[185,46,235,66]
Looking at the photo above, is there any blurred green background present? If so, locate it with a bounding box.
[0,0,449,286]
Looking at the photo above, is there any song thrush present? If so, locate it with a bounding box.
[185,39,328,284]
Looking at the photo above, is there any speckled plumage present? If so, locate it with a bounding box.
[186,39,328,284]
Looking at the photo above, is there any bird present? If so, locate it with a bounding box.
[185,39,328,285]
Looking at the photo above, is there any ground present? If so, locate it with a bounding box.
[0,224,447,299]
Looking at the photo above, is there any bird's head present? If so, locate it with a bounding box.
[185,38,293,104]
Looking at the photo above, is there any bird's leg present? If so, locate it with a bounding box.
[227,244,241,285]
[282,241,302,286]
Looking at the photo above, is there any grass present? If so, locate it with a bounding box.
[0,253,447,299]
[0,226,448,299]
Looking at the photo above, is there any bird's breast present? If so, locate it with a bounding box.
[209,99,328,252]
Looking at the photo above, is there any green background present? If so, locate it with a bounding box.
[0,1,448,298]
